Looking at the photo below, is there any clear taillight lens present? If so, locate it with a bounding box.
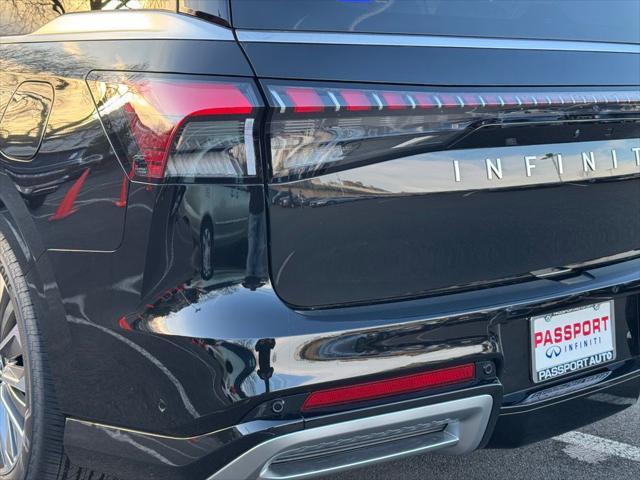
[87,73,262,183]
[265,82,640,181]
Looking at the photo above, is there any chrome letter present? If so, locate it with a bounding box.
[524,155,536,177]
[582,152,596,172]
[486,158,503,180]
[556,154,564,175]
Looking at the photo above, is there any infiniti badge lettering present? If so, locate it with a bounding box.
[452,146,640,183]
[320,139,640,195]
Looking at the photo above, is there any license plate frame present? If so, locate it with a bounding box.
[530,301,616,384]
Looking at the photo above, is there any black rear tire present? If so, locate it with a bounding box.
[0,227,117,480]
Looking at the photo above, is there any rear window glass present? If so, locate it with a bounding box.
[231,0,640,44]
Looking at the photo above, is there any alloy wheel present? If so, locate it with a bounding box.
[0,274,26,474]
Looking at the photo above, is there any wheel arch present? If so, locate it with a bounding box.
[0,172,45,266]
[0,172,74,414]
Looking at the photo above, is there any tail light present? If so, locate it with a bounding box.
[87,72,262,183]
[265,82,640,181]
[88,72,639,184]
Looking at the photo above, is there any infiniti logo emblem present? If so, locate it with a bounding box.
[546,345,562,359]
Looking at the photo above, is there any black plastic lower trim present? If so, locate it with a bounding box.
[489,368,640,448]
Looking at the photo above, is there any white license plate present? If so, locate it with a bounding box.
[531,301,615,383]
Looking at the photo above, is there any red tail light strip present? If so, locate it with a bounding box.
[268,85,640,115]
[135,80,254,117]
[301,363,476,411]
[89,72,639,185]
[340,89,372,111]
[412,92,437,109]
[267,83,640,181]
[285,87,324,113]
[381,91,407,110]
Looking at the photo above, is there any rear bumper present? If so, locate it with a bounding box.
[61,257,640,479]
[63,385,501,480]
[63,370,640,480]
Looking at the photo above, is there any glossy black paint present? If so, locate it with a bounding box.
[41,222,640,440]
[0,81,54,160]
[269,176,640,308]
[0,37,261,436]
[231,0,640,44]
[0,18,639,480]
[241,43,640,86]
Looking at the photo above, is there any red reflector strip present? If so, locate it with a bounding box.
[285,87,325,113]
[340,89,371,111]
[301,363,476,411]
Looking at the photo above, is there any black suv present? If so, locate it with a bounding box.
[0,1,639,479]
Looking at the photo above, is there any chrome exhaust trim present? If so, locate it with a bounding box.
[209,395,493,480]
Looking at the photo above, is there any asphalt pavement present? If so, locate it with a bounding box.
[320,400,639,480]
